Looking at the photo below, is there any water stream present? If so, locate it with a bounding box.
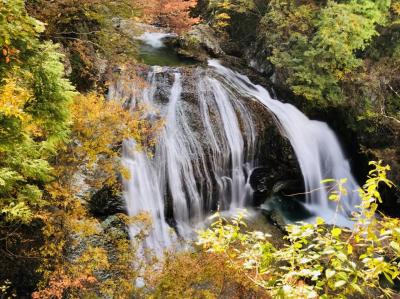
[114,33,360,254]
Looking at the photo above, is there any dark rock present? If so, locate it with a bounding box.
[89,185,127,217]
[152,70,177,103]
[243,38,274,77]
[250,115,303,206]
[250,167,304,206]
[261,195,313,225]
[261,208,287,232]
[174,24,225,62]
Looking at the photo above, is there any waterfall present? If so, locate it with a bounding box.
[122,140,174,255]
[198,77,252,209]
[208,60,360,223]
[159,73,204,237]
[116,60,360,254]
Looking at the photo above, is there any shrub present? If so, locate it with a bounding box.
[198,161,400,298]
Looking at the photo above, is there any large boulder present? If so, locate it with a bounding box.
[173,24,225,62]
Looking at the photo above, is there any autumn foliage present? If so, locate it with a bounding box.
[26,0,143,91]
[0,0,74,224]
[149,251,270,298]
[1,1,163,297]
[32,271,97,299]
[142,0,200,34]
[34,94,161,298]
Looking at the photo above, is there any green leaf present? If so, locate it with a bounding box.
[331,227,342,237]
[326,269,336,279]
[390,241,400,252]
[334,280,347,289]
[316,217,325,225]
[321,178,336,183]
[383,272,394,285]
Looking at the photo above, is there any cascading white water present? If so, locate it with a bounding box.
[198,77,251,209]
[208,60,360,224]
[118,66,256,253]
[122,140,174,255]
[117,58,360,254]
[137,32,176,48]
[159,73,205,237]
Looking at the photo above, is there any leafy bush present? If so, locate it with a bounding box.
[198,161,400,298]
[0,0,74,223]
[148,251,270,298]
[262,0,389,105]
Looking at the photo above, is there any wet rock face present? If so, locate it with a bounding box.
[243,37,274,77]
[152,66,303,211]
[111,65,303,231]
[151,71,176,104]
[173,22,273,78]
[239,94,303,206]
[252,120,303,202]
